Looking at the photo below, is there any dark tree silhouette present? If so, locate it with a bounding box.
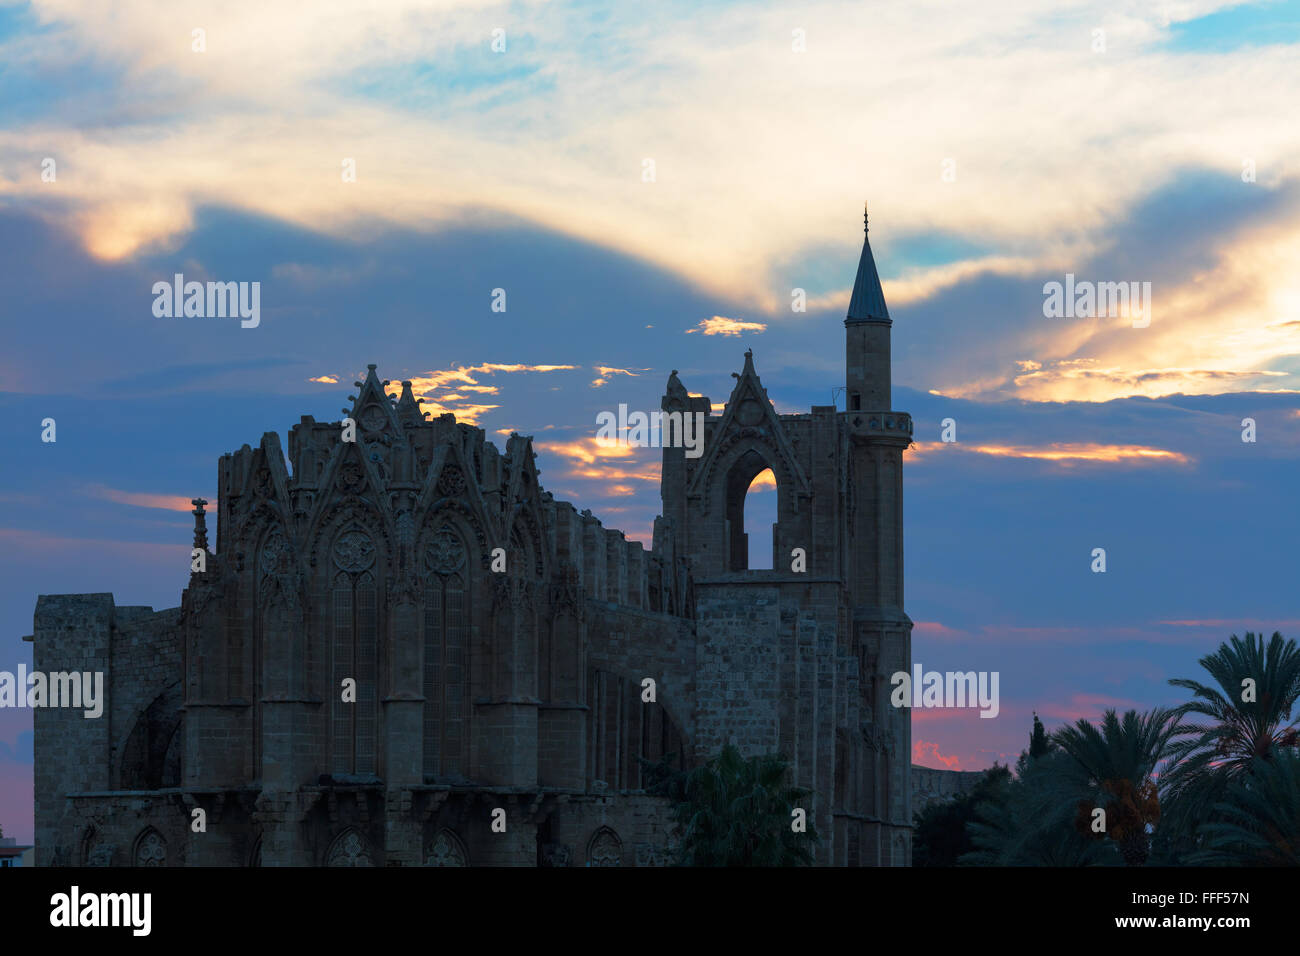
[646,744,817,866]
[913,764,1011,866]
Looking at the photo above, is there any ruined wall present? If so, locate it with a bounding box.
[32,594,181,865]
[912,765,986,811]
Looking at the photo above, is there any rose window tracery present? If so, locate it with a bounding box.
[332,530,376,574]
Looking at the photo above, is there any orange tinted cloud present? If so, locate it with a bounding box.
[570,465,660,482]
[913,739,962,770]
[686,316,766,337]
[1007,362,1292,404]
[402,363,577,426]
[408,362,577,393]
[536,438,661,501]
[308,374,339,384]
[537,437,639,466]
[908,441,1190,465]
[413,399,500,426]
[913,620,970,640]
[86,484,196,512]
[590,366,646,388]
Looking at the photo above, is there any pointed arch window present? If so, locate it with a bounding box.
[133,828,166,867]
[587,826,623,867]
[424,526,468,780]
[726,450,778,571]
[743,467,777,570]
[326,828,375,866]
[425,828,469,866]
[331,529,378,775]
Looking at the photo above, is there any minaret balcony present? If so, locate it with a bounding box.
[845,410,913,443]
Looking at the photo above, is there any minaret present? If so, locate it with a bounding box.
[845,202,891,411]
[842,204,913,864]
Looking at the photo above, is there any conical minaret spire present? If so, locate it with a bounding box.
[844,204,891,409]
[846,201,890,323]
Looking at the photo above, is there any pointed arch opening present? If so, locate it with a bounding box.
[118,682,183,790]
[423,523,469,782]
[725,449,778,571]
[744,468,777,570]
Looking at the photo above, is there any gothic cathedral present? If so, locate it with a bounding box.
[32,217,914,866]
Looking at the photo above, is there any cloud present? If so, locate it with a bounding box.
[686,316,766,337]
[536,437,639,466]
[308,374,339,383]
[914,201,1300,403]
[907,441,1191,466]
[799,254,1047,316]
[1004,362,1293,404]
[569,465,660,483]
[1039,693,1147,726]
[912,621,1260,649]
[8,1,1298,406]
[913,620,971,641]
[0,526,186,558]
[1157,618,1300,632]
[5,0,1299,316]
[590,365,645,388]
[532,437,661,514]
[410,362,577,392]
[403,363,577,425]
[84,484,196,511]
[913,739,962,770]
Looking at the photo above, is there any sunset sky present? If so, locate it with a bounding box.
[2,0,1299,843]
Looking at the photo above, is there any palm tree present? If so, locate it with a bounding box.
[1189,750,1300,866]
[1052,708,1179,866]
[963,749,1120,867]
[657,744,817,866]
[1161,632,1300,856]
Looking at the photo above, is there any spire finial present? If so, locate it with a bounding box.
[191,498,209,552]
[864,200,869,235]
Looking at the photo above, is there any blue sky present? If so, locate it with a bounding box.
[1,0,1299,843]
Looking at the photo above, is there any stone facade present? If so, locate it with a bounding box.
[33,221,914,866]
